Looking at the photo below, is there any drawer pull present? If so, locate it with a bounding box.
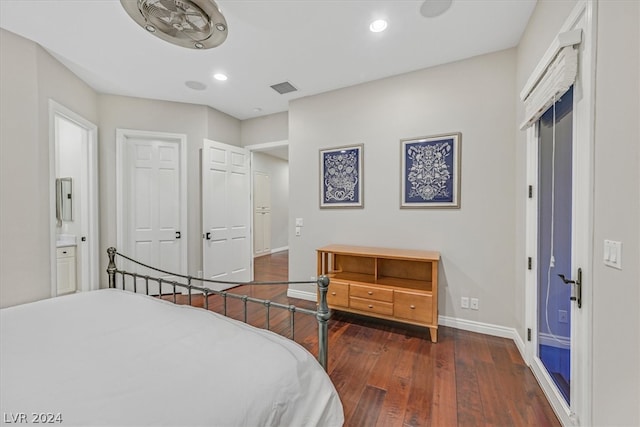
[368,304,373,309]
[331,292,337,296]
[367,291,373,295]
[410,305,416,309]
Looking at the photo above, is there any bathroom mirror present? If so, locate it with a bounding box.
[56,177,73,223]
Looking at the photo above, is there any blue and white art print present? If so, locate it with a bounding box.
[320,144,363,208]
[401,133,461,208]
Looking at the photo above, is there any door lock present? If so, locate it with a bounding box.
[558,268,582,308]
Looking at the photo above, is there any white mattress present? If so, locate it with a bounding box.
[0,289,344,426]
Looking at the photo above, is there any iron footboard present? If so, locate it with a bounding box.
[106,247,331,370]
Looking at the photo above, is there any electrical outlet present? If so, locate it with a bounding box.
[295,226,301,236]
[470,298,479,310]
[461,297,469,309]
[558,310,568,323]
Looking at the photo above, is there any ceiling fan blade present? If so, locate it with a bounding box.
[157,0,178,12]
[145,4,172,20]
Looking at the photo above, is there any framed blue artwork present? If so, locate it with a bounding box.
[320,144,363,208]
[401,133,461,208]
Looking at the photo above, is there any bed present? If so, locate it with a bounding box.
[0,248,343,426]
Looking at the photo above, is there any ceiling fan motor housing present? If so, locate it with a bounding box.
[121,0,228,49]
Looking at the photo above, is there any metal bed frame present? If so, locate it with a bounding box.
[106,247,331,370]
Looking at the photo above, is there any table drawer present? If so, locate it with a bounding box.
[350,283,393,302]
[349,297,393,316]
[394,290,433,324]
[326,280,349,308]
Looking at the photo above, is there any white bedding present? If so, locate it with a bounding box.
[0,289,343,426]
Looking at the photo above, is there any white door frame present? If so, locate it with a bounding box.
[245,139,288,267]
[48,100,99,297]
[116,129,188,275]
[524,1,596,425]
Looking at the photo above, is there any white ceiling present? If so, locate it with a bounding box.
[0,0,536,121]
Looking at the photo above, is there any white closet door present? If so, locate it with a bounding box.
[126,138,182,294]
[202,139,251,288]
[253,172,272,256]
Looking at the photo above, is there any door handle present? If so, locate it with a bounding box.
[204,232,211,240]
[558,268,582,308]
[175,231,181,239]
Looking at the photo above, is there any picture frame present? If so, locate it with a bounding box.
[319,144,363,208]
[400,133,461,208]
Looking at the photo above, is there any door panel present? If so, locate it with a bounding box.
[125,137,182,295]
[202,140,251,288]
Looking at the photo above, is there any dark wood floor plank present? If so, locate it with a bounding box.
[166,252,560,427]
[402,338,435,427]
[350,385,387,427]
[430,327,458,426]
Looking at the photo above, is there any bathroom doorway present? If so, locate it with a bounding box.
[49,100,99,297]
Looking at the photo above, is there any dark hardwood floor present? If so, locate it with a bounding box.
[169,251,561,426]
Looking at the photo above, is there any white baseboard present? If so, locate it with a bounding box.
[271,246,289,254]
[286,288,316,302]
[438,315,527,361]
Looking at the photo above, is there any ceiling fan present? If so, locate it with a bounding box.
[120,0,228,49]
[420,0,453,18]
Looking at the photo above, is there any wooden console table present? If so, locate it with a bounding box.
[317,244,440,342]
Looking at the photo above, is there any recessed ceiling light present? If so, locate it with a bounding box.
[369,19,388,33]
[213,73,228,81]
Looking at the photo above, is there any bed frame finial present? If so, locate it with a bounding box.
[107,247,117,289]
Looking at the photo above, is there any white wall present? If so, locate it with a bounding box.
[0,29,98,308]
[252,152,289,252]
[97,94,241,284]
[241,112,288,146]
[591,1,640,424]
[288,49,519,328]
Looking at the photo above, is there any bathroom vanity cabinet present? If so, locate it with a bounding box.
[56,246,77,295]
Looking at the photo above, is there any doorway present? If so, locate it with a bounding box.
[523,2,596,424]
[116,129,187,294]
[537,88,573,404]
[49,100,99,297]
[246,140,290,266]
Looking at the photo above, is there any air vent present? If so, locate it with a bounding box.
[270,81,298,95]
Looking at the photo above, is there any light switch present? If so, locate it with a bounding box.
[295,218,303,227]
[604,240,622,269]
[295,226,301,237]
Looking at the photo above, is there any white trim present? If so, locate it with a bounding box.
[48,100,99,297]
[286,288,316,302]
[244,139,288,152]
[438,315,526,359]
[116,129,188,277]
[270,246,289,254]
